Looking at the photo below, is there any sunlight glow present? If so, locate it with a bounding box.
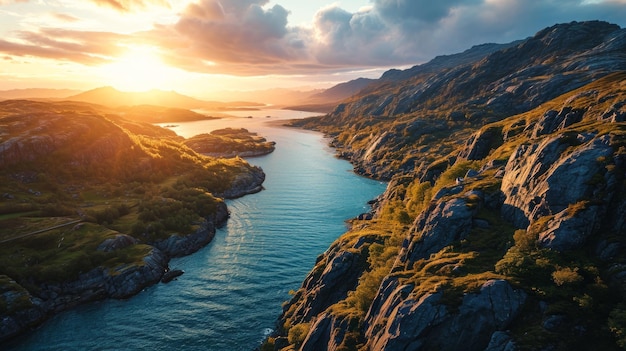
[97,46,183,92]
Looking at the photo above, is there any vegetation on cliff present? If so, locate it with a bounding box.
[271,21,626,351]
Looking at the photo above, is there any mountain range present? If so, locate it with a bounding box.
[0,80,373,113]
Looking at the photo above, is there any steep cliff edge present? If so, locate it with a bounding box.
[268,21,626,351]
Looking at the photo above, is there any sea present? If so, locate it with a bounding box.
[5,109,387,351]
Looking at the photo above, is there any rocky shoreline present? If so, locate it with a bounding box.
[0,168,265,343]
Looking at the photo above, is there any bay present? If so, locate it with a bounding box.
[6,110,387,351]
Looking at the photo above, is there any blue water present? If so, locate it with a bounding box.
[6,110,387,351]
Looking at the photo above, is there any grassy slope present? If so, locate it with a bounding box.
[0,100,260,289]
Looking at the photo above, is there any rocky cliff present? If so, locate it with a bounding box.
[269,21,626,351]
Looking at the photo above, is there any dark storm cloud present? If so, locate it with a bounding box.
[308,0,626,68]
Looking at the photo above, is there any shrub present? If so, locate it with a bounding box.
[609,304,626,349]
[348,265,389,313]
[288,323,310,347]
[552,266,583,286]
[513,229,537,252]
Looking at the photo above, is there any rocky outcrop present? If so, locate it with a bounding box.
[37,247,168,311]
[403,194,479,265]
[499,129,621,249]
[281,236,375,326]
[299,313,355,351]
[216,165,266,198]
[458,126,504,160]
[97,234,138,252]
[530,107,586,138]
[364,279,526,351]
[152,202,228,257]
[500,133,613,228]
[0,276,45,341]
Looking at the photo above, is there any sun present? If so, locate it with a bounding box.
[98,46,182,92]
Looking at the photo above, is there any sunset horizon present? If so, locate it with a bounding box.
[2,1,626,100]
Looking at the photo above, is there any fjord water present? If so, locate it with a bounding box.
[6,110,387,351]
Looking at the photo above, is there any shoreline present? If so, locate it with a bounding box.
[0,170,266,344]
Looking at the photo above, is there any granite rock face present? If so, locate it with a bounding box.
[404,196,478,264]
[364,280,526,351]
[500,133,616,251]
[281,235,378,327]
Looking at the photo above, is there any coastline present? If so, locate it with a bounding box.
[0,168,266,343]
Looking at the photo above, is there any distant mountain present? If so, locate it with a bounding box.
[379,42,521,82]
[210,79,377,113]
[209,88,319,107]
[307,77,376,103]
[65,86,263,110]
[318,20,626,133]
[281,78,377,113]
[0,88,81,100]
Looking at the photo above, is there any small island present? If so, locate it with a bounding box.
[184,128,276,158]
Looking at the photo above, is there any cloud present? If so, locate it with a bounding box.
[0,28,127,65]
[1,0,625,76]
[153,0,626,75]
[307,0,626,67]
[0,0,28,4]
[90,0,170,12]
[0,0,170,12]
[51,12,80,22]
[141,0,313,74]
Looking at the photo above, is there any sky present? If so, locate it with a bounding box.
[0,0,625,98]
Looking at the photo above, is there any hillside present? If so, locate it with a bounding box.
[65,86,263,110]
[268,21,626,350]
[0,100,266,341]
